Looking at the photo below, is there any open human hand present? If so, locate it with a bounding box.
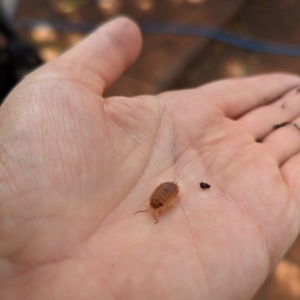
[1,17,300,300]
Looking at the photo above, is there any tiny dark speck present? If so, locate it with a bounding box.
[255,138,262,143]
[273,121,289,130]
[199,182,210,189]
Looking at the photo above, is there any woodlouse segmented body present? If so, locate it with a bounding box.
[134,181,179,224]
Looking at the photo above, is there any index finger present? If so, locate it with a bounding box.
[201,73,300,119]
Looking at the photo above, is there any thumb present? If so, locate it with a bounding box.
[50,16,142,95]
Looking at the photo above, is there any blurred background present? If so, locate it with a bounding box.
[0,0,300,298]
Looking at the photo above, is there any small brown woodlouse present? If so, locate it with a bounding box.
[134,181,179,224]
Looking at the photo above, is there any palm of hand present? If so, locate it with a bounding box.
[1,18,300,300]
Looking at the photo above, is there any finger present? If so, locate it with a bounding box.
[237,87,300,139]
[51,16,142,94]
[205,73,300,119]
[263,120,300,166]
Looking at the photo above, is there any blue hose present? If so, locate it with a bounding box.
[140,21,300,57]
[12,19,300,57]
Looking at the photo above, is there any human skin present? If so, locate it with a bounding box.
[0,16,300,300]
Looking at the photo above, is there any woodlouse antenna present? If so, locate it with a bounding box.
[134,208,150,215]
[154,210,159,224]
